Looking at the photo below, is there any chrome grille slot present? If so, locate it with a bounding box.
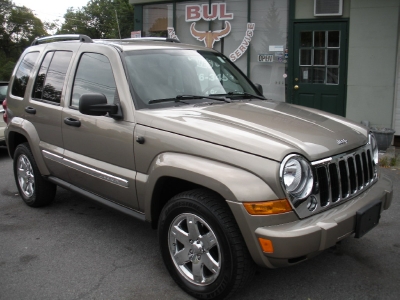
[361,152,369,183]
[328,163,340,202]
[295,143,378,219]
[339,160,349,197]
[316,166,329,207]
[348,157,357,194]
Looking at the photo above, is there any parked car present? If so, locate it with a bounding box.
[3,34,393,300]
[0,81,8,104]
[0,107,5,146]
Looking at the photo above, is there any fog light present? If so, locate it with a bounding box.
[307,196,318,211]
[258,238,274,253]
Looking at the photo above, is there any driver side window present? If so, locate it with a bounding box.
[71,53,116,108]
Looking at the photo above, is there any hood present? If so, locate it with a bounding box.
[136,100,368,162]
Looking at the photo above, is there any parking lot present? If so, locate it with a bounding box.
[1,145,400,300]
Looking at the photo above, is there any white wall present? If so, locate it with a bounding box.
[346,0,400,129]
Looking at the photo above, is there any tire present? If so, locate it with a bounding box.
[158,189,255,299]
[13,143,56,207]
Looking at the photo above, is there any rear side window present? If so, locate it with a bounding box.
[71,53,116,108]
[32,51,73,104]
[11,52,39,98]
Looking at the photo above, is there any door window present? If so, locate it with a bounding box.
[299,31,340,84]
[71,53,116,108]
[32,51,73,104]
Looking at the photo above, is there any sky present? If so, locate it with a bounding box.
[14,0,90,23]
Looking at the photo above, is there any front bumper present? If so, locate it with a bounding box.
[227,174,393,268]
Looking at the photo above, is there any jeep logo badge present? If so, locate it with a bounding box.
[337,139,348,145]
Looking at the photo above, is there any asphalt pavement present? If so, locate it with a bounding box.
[1,145,399,300]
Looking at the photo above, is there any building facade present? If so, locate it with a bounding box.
[130,0,400,143]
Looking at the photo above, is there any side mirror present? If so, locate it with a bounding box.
[79,93,122,119]
[254,83,263,95]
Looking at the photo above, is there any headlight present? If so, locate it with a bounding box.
[280,154,313,201]
[369,133,379,164]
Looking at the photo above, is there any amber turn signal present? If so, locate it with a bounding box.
[243,199,292,215]
[258,238,274,253]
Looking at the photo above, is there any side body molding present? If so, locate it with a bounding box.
[6,117,51,175]
[136,152,278,221]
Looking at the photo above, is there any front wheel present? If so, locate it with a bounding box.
[158,189,255,299]
[13,143,56,207]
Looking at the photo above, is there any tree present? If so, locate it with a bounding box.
[0,0,48,80]
[58,0,134,39]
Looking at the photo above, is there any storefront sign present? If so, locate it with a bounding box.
[269,45,284,52]
[167,28,178,40]
[186,3,234,22]
[229,23,255,62]
[169,3,256,62]
[258,54,274,63]
[131,31,141,38]
[190,21,231,49]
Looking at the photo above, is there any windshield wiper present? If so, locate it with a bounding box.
[209,91,266,100]
[148,95,231,104]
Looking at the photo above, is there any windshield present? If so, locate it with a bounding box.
[123,49,261,109]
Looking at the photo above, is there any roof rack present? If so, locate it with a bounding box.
[123,37,181,43]
[31,34,93,46]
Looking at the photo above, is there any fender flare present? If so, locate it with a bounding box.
[138,152,279,221]
[7,117,50,175]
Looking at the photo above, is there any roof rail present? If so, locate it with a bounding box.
[123,37,181,43]
[31,34,93,46]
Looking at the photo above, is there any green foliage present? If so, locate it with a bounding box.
[379,155,399,168]
[58,0,135,39]
[0,0,49,80]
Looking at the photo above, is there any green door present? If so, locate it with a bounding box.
[292,22,348,116]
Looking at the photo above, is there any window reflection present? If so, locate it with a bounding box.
[72,53,116,108]
[12,52,39,98]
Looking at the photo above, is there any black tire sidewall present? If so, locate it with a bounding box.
[159,196,237,299]
[14,144,38,205]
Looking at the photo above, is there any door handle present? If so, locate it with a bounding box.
[25,106,36,114]
[64,117,81,127]
[294,85,299,90]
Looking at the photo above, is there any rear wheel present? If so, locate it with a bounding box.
[158,189,255,299]
[13,143,56,207]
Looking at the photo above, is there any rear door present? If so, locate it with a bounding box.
[61,45,139,210]
[23,45,79,180]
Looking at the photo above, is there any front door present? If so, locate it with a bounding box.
[292,22,348,116]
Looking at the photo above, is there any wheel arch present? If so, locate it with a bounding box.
[136,152,278,228]
[6,118,50,175]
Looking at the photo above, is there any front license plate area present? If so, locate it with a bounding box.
[355,199,382,238]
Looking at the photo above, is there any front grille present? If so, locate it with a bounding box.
[294,144,377,219]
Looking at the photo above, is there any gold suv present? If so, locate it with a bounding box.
[3,34,393,300]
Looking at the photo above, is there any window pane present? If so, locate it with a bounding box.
[72,53,116,108]
[313,67,325,84]
[327,68,339,84]
[314,49,325,65]
[300,67,312,83]
[328,31,340,47]
[11,52,39,98]
[314,31,325,47]
[327,50,339,66]
[143,3,173,37]
[300,49,312,65]
[300,32,312,47]
[42,51,72,103]
[32,52,54,99]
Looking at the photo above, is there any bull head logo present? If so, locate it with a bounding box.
[190,21,231,49]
